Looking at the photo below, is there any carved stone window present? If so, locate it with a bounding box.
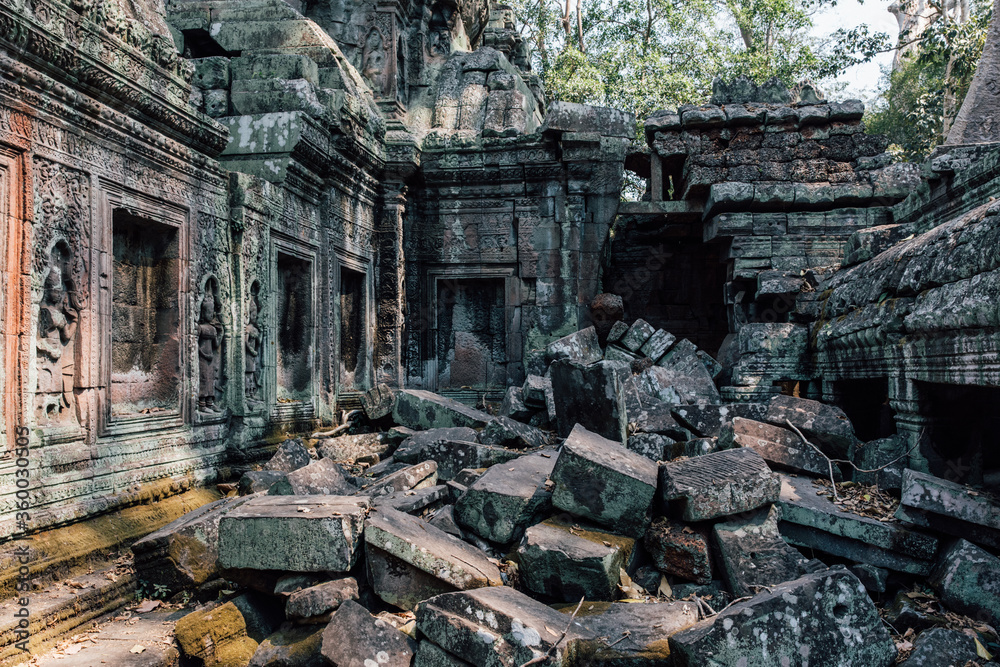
[110,211,182,417]
[97,182,188,435]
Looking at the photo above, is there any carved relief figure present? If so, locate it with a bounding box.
[245,282,263,404]
[36,242,81,424]
[429,4,456,57]
[362,28,388,94]
[198,278,224,413]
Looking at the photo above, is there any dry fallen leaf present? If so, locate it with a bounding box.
[130,644,146,654]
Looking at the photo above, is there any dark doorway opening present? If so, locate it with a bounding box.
[276,253,313,401]
[436,278,506,390]
[339,267,366,389]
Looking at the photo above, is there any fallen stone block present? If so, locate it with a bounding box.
[522,374,552,406]
[671,402,767,439]
[395,427,479,456]
[668,568,897,667]
[500,386,534,422]
[764,394,857,457]
[415,640,473,667]
[268,458,357,496]
[639,329,677,362]
[550,359,630,441]
[359,461,439,497]
[218,496,369,572]
[365,507,503,610]
[377,484,450,514]
[713,505,814,597]
[606,320,629,345]
[413,439,518,481]
[622,384,691,439]
[238,470,287,495]
[428,505,465,537]
[479,416,548,449]
[637,364,720,406]
[655,341,722,403]
[849,435,907,489]
[454,453,555,544]
[850,563,888,593]
[361,383,397,420]
[517,518,635,601]
[415,586,596,667]
[604,345,640,364]
[720,417,842,479]
[545,326,603,366]
[316,432,390,463]
[929,538,1000,626]
[321,600,417,667]
[249,626,324,667]
[285,578,359,621]
[264,439,313,472]
[679,437,720,458]
[626,432,675,461]
[897,469,1000,550]
[133,495,256,597]
[572,600,699,664]
[393,390,493,430]
[899,627,979,667]
[551,424,659,537]
[659,448,779,521]
[620,319,656,352]
[644,517,712,584]
[778,473,939,574]
[174,601,258,667]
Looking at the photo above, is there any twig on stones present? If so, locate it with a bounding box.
[714,596,753,615]
[605,630,631,648]
[519,596,585,667]
[698,595,717,617]
[783,419,920,499]
[785,420,840,501]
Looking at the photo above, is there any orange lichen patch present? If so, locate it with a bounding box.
[0,485,220,599]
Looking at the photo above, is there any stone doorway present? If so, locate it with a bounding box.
[435,277,506,390]
[338,266,366,391]
[110,212,181,417]
[917,381,1000,487]
[275,252,313,403]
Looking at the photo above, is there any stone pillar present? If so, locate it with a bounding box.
[887,376,933,473]
[375,181,406,387]
[945,0,1000,145]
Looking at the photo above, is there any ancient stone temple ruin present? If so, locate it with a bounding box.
[2,0,1000,663]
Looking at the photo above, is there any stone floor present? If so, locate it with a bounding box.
[31,609,182,667]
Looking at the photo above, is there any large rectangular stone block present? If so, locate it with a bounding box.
[392,390,493,430]
[659,448,779,521]
[365,507,502,609]
[415,587,596,667]
[551,424,658,537]
[454,453,555,544]
[669,569,896,667]
[218,496,369,572]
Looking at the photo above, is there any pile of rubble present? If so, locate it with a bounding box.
[132,319,1000,666]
